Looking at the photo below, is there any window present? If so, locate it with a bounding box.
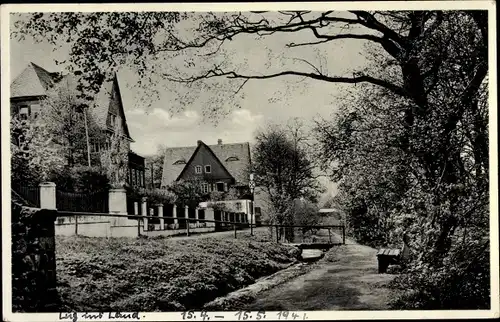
[236,202,242,211]
[202,183,209,193]
[195,165,202,174]
[216,182,225,192]
[225,156,239,162]
[109,113,116,127]
[106,137,111,150]
[205,165,211,173]
[173,159,186,165]
[19,106,29,120]
[31,104,40,119]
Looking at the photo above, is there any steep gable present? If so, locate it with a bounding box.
[176,141,235,182]
[88,74,132,141]
[161,140,252,187]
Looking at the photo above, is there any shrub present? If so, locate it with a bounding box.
[124,186,175,205]
[389,240,490,310]
[47,166,109,192]
[72,165,110,193]
[143,189,175,205]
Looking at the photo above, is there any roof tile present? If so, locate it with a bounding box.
[11,63,131,140]
[161,141,251,187]
[10,63,55,98]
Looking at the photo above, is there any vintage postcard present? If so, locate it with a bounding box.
[1,2,498,321]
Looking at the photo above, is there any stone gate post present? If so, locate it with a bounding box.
[108,188,127,227]
[173,204,178,228]
[39,182,56,210]
[141,197,148,231]
[158,204,164,230]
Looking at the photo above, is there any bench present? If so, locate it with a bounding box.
[377,248,401,273]
[377,234,410,273]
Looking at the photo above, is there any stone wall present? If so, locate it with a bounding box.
[11,201,59,312]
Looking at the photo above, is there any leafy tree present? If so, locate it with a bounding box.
[206,187,246,216]
[253,120,324,229]
[209,186,243,202]
[292,198,321,227]
[166,179,205,208]
[38,78,104,167]
[144,145,166,189]
[310,12,489,308]
[10,115,65,186]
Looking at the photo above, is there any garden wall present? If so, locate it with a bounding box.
[11,201,59,312]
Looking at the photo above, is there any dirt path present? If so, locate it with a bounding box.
[244,238,397,310]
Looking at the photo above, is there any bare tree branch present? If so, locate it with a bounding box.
[291,58,323,75]
[165,68,408,98]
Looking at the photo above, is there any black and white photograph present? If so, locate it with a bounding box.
[1,2,498,321]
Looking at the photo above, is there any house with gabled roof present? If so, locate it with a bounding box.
[161,139,252,193]
[161,138,260,223]
[10,62,145,188]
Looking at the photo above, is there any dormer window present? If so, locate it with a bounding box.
[173,159,186,165]
[226,156,239,162]
[195,165,202,174]
[205,165,211,173]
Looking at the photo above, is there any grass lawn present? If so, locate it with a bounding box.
[55,231,300,312]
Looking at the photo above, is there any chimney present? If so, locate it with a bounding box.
[197,140,202,145]
[218,139,223,146]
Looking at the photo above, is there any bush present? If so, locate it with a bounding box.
[47,167,75,191]
[389,240,490,310]
[142,189,175,205]
[47,166,109,192]
[124,187,175,205]
[72,166,110,193]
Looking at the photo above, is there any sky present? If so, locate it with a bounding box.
[9,11,373,199]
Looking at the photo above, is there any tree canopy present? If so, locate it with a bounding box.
[12,11,487,107]
[252,120,324,225]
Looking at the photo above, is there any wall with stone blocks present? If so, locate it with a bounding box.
[11,201,59,312]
